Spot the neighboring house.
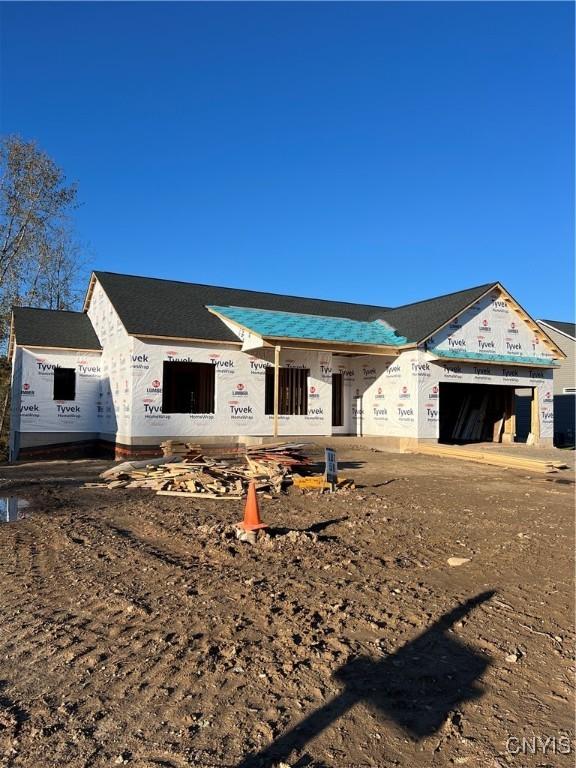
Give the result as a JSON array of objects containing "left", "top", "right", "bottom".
[
  {"left": 8, "top": 272, "right": 565, "bottom": 460},
  {"left": 538, "top": 320, "right": 575, "bottom": 447}
]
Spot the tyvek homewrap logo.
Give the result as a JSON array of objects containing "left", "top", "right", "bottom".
[
  {"left": 320, "top": 361, "right": 332, "bottom": 379},
  {"left": 447, "top": 337, "right": 466, "bottom": 349},
  {"left": 285, "top": 359, "right": 307, "bottom": 369},
  {"left": 56, "top": 403, "right": 82, "bottom": 419},
  {"left": 338, "top": 365, "right": 355, "bottom": 380},
  {"left": 132, "top": 353, "right": 150, "bottom": 370},
  {"left": 308, "top": 385, "right": 320, "bottom": 400},
  {"left": 492, "top": 298, "right": 509, "bottom": 313},
  {"left": 362, "top": 365, "right": 377, "bottom": 381},
  {"left": 385, "top": 362, "right": 401, "bottom": 378},
  {"left": 305, "top": 407, "right": 324, "bottom": 421},
  {"left": 352, "top": 405, "right": 364, "bottom": 418},
  {"left": 21, "top": 383, "right": 35, "bottom": 396},
  {"left": 411, "top": 360, "right": 431, "bottom": 376},
  {"left": 166, "top": 350, "right": 194, "bottom": 363},
  {"left": 249, "top": 358, "right": 270, "bottom": 376},
  {"left": 229, "top": 399, "right": 253, "bottom": 419},
  {"left": 399, "top": 385, "right": 410, "bottom": 400},
  {"left": 78, "top": 360, "right": 101, "bottom": 377},
  {"left": 35, "top": 358, "right": 60, "bottom": 376},
  {"left": 372, "top": 404, "right": 388, "bottom": 421},
  {"left": 142, "top": 397, "right": 170, "bottom": 421},
  {"left": 479, "top": 318, "right": 492, "bottom": 333},
  {"left": 425, "top": 403, "right": 439, "bottom": 421},
  {"left": 473, "top": 366, "right": 491, "bottom": 378},
  {"left": 210, "top": 354, "right": 235, "bottom": 374},
  {"left": 505, "top": 340, "right": 523, "bottom": 354},
  {"left": 146, "top": 379, "right": 162, "bottom": 394},
  {"left": 541, "top": 408, "right": 553, "bottom": 423},
  {"left": 20, "top": 403, "right": 40, "bottom": 418},
  {"left": 502, "top": 367, "right": 519, "bottom": 381},
  {"left": 232, "top": 383, "right": 248, "bottom": 397},
  {"left": 397, "top": 405, "right": 414, "bottom": 421},
  {"left": 477, "top": 338, "right": 495, "bottom": 351},
  {"left": 443, "top": 363, "right": 463, "bottom": 378}
]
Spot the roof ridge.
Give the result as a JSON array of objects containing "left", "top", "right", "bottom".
[
  {"left": 384, "top": 281, "right": 498, "bottom": 312},
  {"left": 93, "top": 270, "right": 392, "bottom": 312},
  {"left": 209, "top": 304, "right": 389, "bottom": 325}
]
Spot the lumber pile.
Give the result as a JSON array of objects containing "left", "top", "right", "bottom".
[
  {"left": 411, "top": 444, "right": 569, "bottom": 474},
  {"left": 87, "top": 444, "right": 310, "bottom": 498},
  {"left": 160, "top": 440, "right": 202, "bottom": 459},
  {"left": 245, "top": 442, "right": 311, "bottom": 467}
]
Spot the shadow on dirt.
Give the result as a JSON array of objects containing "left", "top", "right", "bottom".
[{"left": 236, "top": 590, "right": 496, "bottom": 767}]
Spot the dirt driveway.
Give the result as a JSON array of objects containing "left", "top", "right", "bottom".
[{"left": 0, "top": 448, "right": 573, "bottom": 768}]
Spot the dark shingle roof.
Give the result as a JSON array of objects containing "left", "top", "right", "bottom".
[
  {"left": 381, "top": 282, "right": 498, "bottom": 343},
  {"left": 12, "top": 307, "right": 101, "bottom": 350},
  {"left": 92, "top": 271, "right": 499, "bottom": 345},
  {"left": 539, "top": 319, "right": 576, "bottom": 340}
]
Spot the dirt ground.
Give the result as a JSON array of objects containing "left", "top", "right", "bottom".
[{"left": 0, "top": 446, "right": 573, "bottom": 768}]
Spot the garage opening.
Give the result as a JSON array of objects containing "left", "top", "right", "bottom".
[
  {"left": 439, "top": 383, "right": 532, "bottom": 444},
  {"left": 162, "top": 361, "right": 215, "bottom": 414}
]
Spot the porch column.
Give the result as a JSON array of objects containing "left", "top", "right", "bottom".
[
  {"left": 273, "top": 345, "right": 281, "bottom": 438},
  {"left": 530, "top": 387, "right": 540, "bottom": 444},
  {"left": 502, "top": 388, "right": 516, "bottom": 444}
]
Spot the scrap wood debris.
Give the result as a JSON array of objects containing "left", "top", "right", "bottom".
[{"left": 84, "top": 442, "right": 314, "bottom": 499}]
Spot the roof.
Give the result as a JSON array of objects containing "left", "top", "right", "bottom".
[
  {"left": 381, "top": 282, "right": 497, "bottom": 343},
  {"left": 90, "top": 271, "right": 498, "bottom": 344},
  {"left": 208, "top": 305, "right": 408, "bottom": 346},
  {"left": 539, "top": 319, "right": 576, "bottom": 341},
  {"left": 11, "top": 307, "right": 101, "bottom": 351}
]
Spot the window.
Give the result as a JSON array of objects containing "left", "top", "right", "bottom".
[
  {"left": 53, "top": 368, "right": 76, "bottom": 400},
  {"left": 265, "top": 367, "right": 308, "bottom": 415},
  {"left": 162, "top": 361, "right": 215, "bottom": 414},
  {"left": 563, "top": 388, "right": 575, "bottom": 394},
  {"left": 332, "top": 373, "right": 343, "bottom": 426}
]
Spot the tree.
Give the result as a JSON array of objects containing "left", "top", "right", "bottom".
[{"left": 0, "top": 135, "right": 87, "bottom": 345}]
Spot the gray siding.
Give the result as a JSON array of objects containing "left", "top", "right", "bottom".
[{"left": 538, "top": 323, "right": 575, "bottom": 445}]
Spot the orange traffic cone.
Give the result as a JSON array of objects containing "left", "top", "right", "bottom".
[{"left": 237, "top": 481, "right": 268, "bottom": 531}]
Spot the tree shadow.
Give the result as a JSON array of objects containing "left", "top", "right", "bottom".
[{"left": 236, "top": 590, "right": 495, "bottom": 767}]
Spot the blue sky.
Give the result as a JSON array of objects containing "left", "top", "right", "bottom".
[{"left": 1, "top": 2, "right": 574, "bottom": 319}]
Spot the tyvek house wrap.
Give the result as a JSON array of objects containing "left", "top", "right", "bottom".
[
  {"left": 15, "top": 347, "right": 102, "bottom": 433},
  {"left": 129, "top": 339, "right": 332, "bottom": 437}
]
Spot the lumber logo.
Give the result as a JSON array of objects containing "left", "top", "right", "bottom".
[
  {"left": 399, "top": 386, "right": 410, "bottom": 400},
  {"left": 428, "top": 385, "right": 439, "bottom": 399},
  {"left": 479, "top": 319, "right": 492, "bottom": 332},
  {"left": 146, "top": 380, "right": 162, "bottom": 394},
  {"left": 21, "top": 383, "right": 35, "bottom": 396},
  {"left": 375, "top": 387, "right": 386, "bottom": 400},
  {"left": 543, "top": 391, "right": 553, "bottom": 404},
  {"left": 507, "top": 321, "right": 519, "bottom": 334},
  {"left": 232, "top": 383, "right": 248, "bottom": 397},
  {"left": 309, "top": 385, "right": 320, "bottom": 399}
]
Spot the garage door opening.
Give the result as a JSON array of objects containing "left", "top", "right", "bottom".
[
  {"left": 439, "top": 383, "right": 532, "bottom": 444},
  {"left": 162, "top": 361, "right": 215, "bottom": 414}
]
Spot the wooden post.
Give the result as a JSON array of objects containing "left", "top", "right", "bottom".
[
  {"left": 530, "top": 387, "right": 540, "bottom": 443},
  {"left": 273, "top": 345, "right": 281, "bottom": 438},
  {"left": 502, "top": 388, "right": 516, "bottom": 444}
]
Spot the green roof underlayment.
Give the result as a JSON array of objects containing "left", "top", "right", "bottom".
[
  {"left": 208, "top": 306, "right": 408, "bottom": 346},
  {"left": 432, "top": 349, "right": 558, "bottom": 367}
]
